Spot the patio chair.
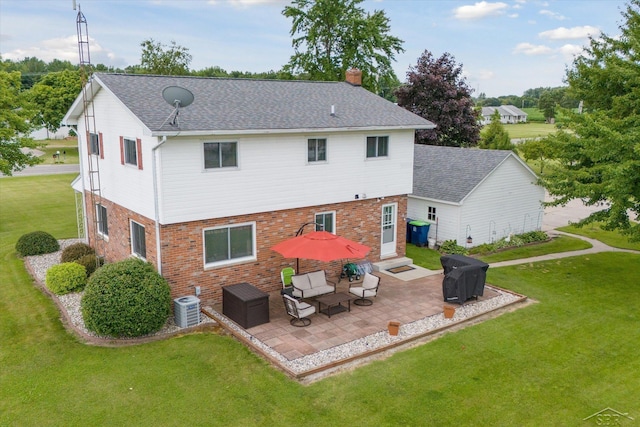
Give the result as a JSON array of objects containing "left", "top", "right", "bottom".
[
  {"left": 282, "top": 294, "right": 316, "bottom": 327},
  {"left": 281, "top": 267, "right": 295, "bottom": 289},
  {"left": 349, "top": 272, "right": 380, "bottom": 306}
]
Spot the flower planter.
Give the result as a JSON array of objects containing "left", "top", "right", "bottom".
[
  {"left": 443, "top": 305, "right": 456, "bottom": 319},
  {"left": 387, "top": 321, "right": 400, "bottom": 336}
]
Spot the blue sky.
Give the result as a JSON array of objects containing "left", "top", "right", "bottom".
[{"left": 0, "top": 0, "right": 628, "bottom": 97}]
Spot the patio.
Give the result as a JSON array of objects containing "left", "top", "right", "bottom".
[{"left": 204, "top": 264, "right": 527, "bottom": 381}]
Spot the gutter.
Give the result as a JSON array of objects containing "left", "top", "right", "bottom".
[{"left": 151, "top": 136, "right": 169, "bottom": 275}]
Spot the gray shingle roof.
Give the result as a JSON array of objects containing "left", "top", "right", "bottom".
[
  {"left": 412, "top": 145, "right": 517, "bottom": 203},
  {"left": 90, "top": 73, "right": 434, "bottom": 133},
  {"left": 481, "top": 105, "right": 528, "bottom": 117}
]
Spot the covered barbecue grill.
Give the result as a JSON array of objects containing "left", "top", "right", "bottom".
[{"left": 440, "top": 255, "right": 489, "bottom": 304}]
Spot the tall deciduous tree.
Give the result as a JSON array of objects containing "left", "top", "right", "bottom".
[
  {"left": 395, "top": 50, "right": 480, "bottom": 147},
  {"left": 139, "top": 39, "right": 192, "bottom": 75},
  {"left": 541, "top": 0, "right": 640, "bottom": 241},
  {"left": 479, "top": 110, "right": 514, "bottom": 150},
  {"left": 282, "top": 0, "right": 404, "bottom": 95},
  {"left": 29, "top": 70, "right": 82, "bottom": 133},
  {"left": 0, "top": 71, "right": 40, "bottom": 175}
]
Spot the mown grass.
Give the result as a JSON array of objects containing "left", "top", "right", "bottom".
[
  {"left": 558, "top": 222, "right": 640, "bottom": 251},
  {"left": 406, "top": 234, "right": 593, "bottom": 268},
  {"left": 38, "top": 139, "right": 79, "bottom": 165},
  {"left": 2, "top": 175, "right": 639, "bottom": 426},
  {"left": 503, "top": 122, "right": 556, "bottom": 139}
]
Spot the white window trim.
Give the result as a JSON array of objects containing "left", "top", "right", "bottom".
[
  {"left": 307, "top": 137, "right": 328, "bottom": 164},
  {"left": 203, "top": 221, "right": 257, "bottom": 269},
  {"left": 130, "top": 220, "right": 146, "bottom": 260},
  {"left": 202, "top": 141, "right": 240, "bottom": 171},
  {"left": 315, "top": 211, "right": 336, "bottom": 234}
]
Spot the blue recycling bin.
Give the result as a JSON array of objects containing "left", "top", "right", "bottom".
[
  {"left": 409, "top": 220, "right": 431, "bottom": 247},
  {"left": 406, "top": 218, "right": 413, "bottom": 244}
]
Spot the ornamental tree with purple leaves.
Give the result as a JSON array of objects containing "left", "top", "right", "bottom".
[{"left": 395, "top": 50, "right": 481, "bottom": 147}]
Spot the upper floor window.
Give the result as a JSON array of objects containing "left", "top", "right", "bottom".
[
  {"left": 89, "top": 133, "right": 100, "bottom": 156},
  {"left": 315, "top": 211, "right": 335, "bottom": 233},
  {"left": 428, "top": 206, "right": 437, "bottom": 222},
  {"left": 366, "top": 136, "right": 388, "bottom": 158},
  {"left": 308, "top": 138, "right": 327, "bottom": 162},
  {"left": 204, "top": 222, "right": 255, "bottom": 267},
  {"left": 120, "top": 136, "right": 142, "bottom": 169},
  {"left": 124, "top": 138, "right": 137, "bottom": 166},
  {"left": 204, "top": 142, "right": 237, "bottom": 169}
]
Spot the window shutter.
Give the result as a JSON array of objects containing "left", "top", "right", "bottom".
[
  {"left": 99, "top": 132, "right": 104, "bottom": 159},
  {"left": 136, "top": 138, "right": 143, "bottom": 170},
  {"left": 119, "top": 136, "right": 124, "bottom": 165},
  {"left": 86, "top": 131, "right": 91, "bottom": 153}
]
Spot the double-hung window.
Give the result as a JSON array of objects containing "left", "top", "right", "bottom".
[
  {"left": 130, "top": 220, "right": 146, "bottom": 259},
  {"left": 96, "top": 204, "right": 108, "bottom": 237},
  {"left": 204, "top": 142, "right": 238, "bottom": 169},
  {"left": 315, "top": 211, "right": 335, "bottom": 233},
  {"left": 124, "top": 138, "right": 137, "bottom": 166},
  {"left": 366, "top": 136, "right": 388, "bottom": 158},
  {"left": 308, "top": 138, "right": 327, "bottom": 162},
  {"left": 204, "top": 223, "right": 255, "bottom": 267}
]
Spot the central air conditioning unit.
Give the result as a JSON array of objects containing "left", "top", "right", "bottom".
[{"left": 174, "top": 296, "right": 201, "bottom": 328}]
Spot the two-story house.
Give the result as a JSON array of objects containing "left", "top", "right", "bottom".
[{"left": 63, "top": 70, "right": 435, "bottom": 304}]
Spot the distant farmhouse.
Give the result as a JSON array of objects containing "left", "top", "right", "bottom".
[{"left": 480, "top": 105, "right": 527, "bottom": 125}]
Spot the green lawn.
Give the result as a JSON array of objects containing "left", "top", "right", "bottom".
[
  {"left": 504, "top": 122, "right": 556, "bottom": 139},
  {"left": 38, "top": 139, "right": 80, "bottom": 165},
  {"left": 2, "top": 175, "right": 639, "bottom": 426},
  {"left": 558, "top": 222, "right": 640, "bottom": 251}
]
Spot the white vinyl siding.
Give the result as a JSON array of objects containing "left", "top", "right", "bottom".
[{"left": 157, "top": 129, "right": 415, "bottom": 224}]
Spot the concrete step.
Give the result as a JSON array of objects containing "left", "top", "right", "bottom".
[{"left": 372, "top": 257, "right": 413, "bottom": 272}]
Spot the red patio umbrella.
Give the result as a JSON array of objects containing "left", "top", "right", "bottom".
[{"left": 271, "top": 231, "right": 370, "bottom": 270}]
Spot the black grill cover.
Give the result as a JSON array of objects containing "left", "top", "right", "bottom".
[{"left": 440, "top": 255, "right": 489, "bottom": 304}]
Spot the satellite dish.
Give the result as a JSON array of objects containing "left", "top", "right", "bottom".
[
  {"left": 161, "top": 86, "right": 194, "bottom": 127},
  {"left": 162, "top": 86, "right": 194, "bottom": 108}
]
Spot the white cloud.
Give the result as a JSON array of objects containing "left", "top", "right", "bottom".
[
  {"left": 2, "top": 35, "right": 116, "bottom": 65},
  {"left": 453, "top": 1, "right": 509, "bottom": 20},
  {"left": 539, "top": 9, "right": 566, "bottom": 20},
  {"left": 508, "top": 13, "right": 519, "bottom": 18},
  {"left": 558, "top": 43, "right": 586, "bottom": 59},
  {"left": 513, "top": 42, "right": 553, "bottom": 55},
  {"left": 539, "top": 26, "right": 600, "bottom": 40}
]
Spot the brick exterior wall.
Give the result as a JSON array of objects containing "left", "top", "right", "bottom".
[{"left": 85, "top": 193, "right": 407, "bottom": 306}]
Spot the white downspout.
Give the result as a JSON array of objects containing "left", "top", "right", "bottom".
[{"left": 152, "top": 136, "right": 169, "bottom": 275}]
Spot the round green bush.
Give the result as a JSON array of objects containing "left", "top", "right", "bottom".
[
  {"left": 15, "top": 231, "right": 60, "bottom": 257},
  {"left": 439, "top": 239, "right": 468, "bottom": 255},
  {"left": 45, "top": 262, "right": 87, "bottom": 295},
  {"left": 61, "top": 242, "right": 95, "bottom": 263},
  {"left": 75, "top": 254, "right": 104, "bottom": 277},
  {"left": 81, "top": 258, "right": 171, "bottom": 338}
]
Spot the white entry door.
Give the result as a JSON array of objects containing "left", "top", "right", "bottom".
[{"left": 381, "top": 203, "right": 397, "bottom": 257}]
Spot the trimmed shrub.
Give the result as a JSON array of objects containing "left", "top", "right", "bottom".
[
  {"left": 45, "top": 262, "right": 87, "bottom": 295},
  {"left": 439, "top": 239, "right": 468, "bottom": 255},
  {"left": 81, "top": 258, "right": 171, "bottom": 338},
  {"left": 61, "top": 242, "right": 95, "bottom": 263},
  {"left": 75, "top": 254, "right": 103, "bottom": 277},
  {"left": 15, "top": 231, "right": 59, "bottom": 257}
]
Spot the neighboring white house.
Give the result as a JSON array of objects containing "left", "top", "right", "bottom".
[
  {"left": 480, "top": 105, "right": 528, "bottom": 125},
  {"left": 408, "top": 145, "right": 545, "bottom": 248},
  {"left": 63, "top": 71, "right": 435, "bottom": 304}
]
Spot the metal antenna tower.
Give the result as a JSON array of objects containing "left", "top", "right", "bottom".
[{"left": 75, "top": 2, "right": 104, "bottom": 262}]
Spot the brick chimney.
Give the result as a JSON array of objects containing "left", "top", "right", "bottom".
[{"left": 345, "top": 68, "right": 362, "bottom": 86}]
